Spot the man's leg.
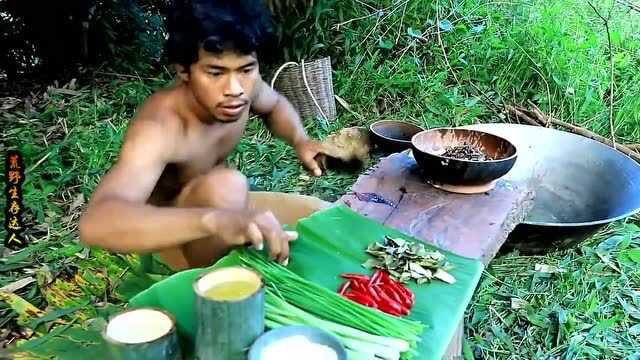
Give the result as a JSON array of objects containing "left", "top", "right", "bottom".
[{"left": 158, "top": 167, "right": 249, "bottom": 270}]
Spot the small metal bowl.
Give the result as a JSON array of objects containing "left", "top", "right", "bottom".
[
  {"left": 411, "top": 128, "right": 517, "bottom": 186},
  {"left": 248, "top": 325, "right": 347, "bottom": 360},
  {"left": 370, "top": 120, "right": 424, "bottom": 154}
]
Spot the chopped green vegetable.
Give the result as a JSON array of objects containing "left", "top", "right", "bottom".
[{"left": 363, "top": 236, "right": 456, "bottom": 284}]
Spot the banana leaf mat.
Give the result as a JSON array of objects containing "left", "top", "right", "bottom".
[{"left": 130, "top": 205, "right": 484, "bottom": 359}]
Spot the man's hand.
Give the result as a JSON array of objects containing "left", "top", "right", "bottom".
[
  {"left": 251, "top": 80, "right": 324, "bottom": 178},
  {"left": 294, "top": 139, "right": 323, "bottom": 177},
  {"left": 201, "top": 209, "right": 297, "bottom": 264}
]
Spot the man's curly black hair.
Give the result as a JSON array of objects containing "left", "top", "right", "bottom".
[{"left": 165, "top": 0, "right": 275, "bottom": 68}]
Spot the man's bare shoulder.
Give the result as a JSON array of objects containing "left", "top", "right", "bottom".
[
  {"left": 120, "top": 88, "right": 184, "bottom": 162},
  {"left": 134, "top": 88, "right": 184, "bottom": 130}
]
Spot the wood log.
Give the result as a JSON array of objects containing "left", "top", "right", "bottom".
[
  {"left": 506, "top": 104, "right": 640, "bottom": 163},
  {"left": 505, "top": 105, "right": 542, "bottom": 127},
  {"left": 194, "top": 267, "right": 265, "bottom": 360},
  {"left": 103, "top": 308, "right": 182, "bottom": 360}
]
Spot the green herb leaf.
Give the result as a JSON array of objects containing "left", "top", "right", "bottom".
[
  {"left": 378, "top": 38, "right": 394, "bottom": 50},
  {"left": 407, "top": 27, "right": 422, "bottom": 38},
  {"left": 438, "top": 19, "right": 453, "bottom": 32}
]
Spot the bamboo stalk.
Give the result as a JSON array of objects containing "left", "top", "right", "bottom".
[
  {"left": 194, "top": 267, "right": 265, "bottom": 360},
  {"left": 103, "top": 308, "right": 182, "bottom": 360}
]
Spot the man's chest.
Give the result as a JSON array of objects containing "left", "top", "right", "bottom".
[{"left": 172, "top": 118, "right": 249, "bottom": 176}]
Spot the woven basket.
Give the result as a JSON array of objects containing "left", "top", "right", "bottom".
[{"left": 270, "top": 57, "right": 337, "bottom": 122}]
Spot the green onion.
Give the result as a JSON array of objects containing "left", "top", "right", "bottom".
[
  {"left": 265, "top": 288, "right": 406, "bottom": 360},
  {"left": 236, "top": 249, "right": 425, "bottom": 358}
]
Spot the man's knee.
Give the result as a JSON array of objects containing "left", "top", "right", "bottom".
[
  {"left": 178, "top": 168, "right": 248, "bottom": 208},
  {"left": 203, "top": 168, "right": 248, "bottom": 197}
]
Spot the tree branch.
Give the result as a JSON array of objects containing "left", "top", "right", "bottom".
[
  {"left": 616, "top": 0, "right": 640, "bottom": 14},
  {"left": 506, "top": 104, "right": 640, "bottom": 162},
  {"left": 435, "top": 0, "right": 460, "bottom": 85},
  {"left": 588, "top": 1, "right": 617, "bottom": 150}
]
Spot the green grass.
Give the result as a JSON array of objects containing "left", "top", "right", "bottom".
[
  {"left": 2, "top": 0, "right": 640, "bottom": 358},
  {"left": 467, "top": 223, "right": 640, "bottom": 359}
]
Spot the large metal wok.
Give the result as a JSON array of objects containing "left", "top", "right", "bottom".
[{"left": 463, "top": 123, "right": 640, "bottom": 253}]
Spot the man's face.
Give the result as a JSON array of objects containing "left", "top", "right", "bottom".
[{"left": 187, "top": 48, "right": 259, "bottom": 122}]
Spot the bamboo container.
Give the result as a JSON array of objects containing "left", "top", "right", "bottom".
[
  {"left": 103, "top": 307, "right": 182, "bottom": 360},
  {"left": 193, "top": 266, "right": 265, "bottom": 360}
]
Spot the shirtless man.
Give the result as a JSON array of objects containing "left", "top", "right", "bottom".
[{"left": 78, "top": 0, "right": 323, "bottom": 269}]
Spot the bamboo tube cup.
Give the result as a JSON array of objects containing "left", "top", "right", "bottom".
[
  {"left": 193, "top": 267, "right": 265, "bottom": 360},
  {"left": 103, "top": 307, "right": 182, "bottom": 360}
]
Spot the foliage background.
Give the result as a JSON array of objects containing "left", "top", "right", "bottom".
[{"left": 1, "top": 0, "right": 639, "bottom": 359}]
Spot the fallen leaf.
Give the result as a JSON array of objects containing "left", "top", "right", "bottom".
[
  {"left": 511, "top": 297, "right": 528, "bottom": 309},
  {"left": 490, "top": 324, "right": 515, "bottom": 351},
  {"left": 535, "top": 264, "right": 566, "bottom": 274},
  {"left": 74, "top": 248, "right": 90, "bottom": 260},
  {"left": 618, "top": 296, "right": 640, "bottom": 320},
  {"left": 28, "top": 303, "right": 87, "bottom": 329},
  {"left": 0, "top": 97, "right": 21, "bottom": 110},
  {"left": 68, "top": 194, "right": 85, "bottom": 213},
  {"left": 0, "top": 291, "right": 44, "bottom": 325},
  {"left": 49, "top": 88, "right": 82, "bottom": 96},
  {"left": 35, "top": 265, "right": 54, "bottom": 287},
  {"left": 0, "top": 277, "right": 35, "bottom": 293}
]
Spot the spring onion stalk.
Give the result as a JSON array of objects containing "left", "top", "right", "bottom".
[
  {"left": 237, "top": 249, "right": 425, "bottom": 352},
  {"left": 235, "top": 246, "right": 426, "bottom": 359},
  {"left": 266, "top": 294, "right": 410, "bottom": 352},
  {"left": 345, "top": 350, "right": 376, "bottom": 360},
  {"left": 264, "top": 288, "right": 406, "bottom": 360}
]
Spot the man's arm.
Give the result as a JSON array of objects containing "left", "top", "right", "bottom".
[
  {"left": 251, "top": 79, "right": 323, "bottom": 176},
  {"left": 79, "top": 118, "right": 212, "bottom": 253}
]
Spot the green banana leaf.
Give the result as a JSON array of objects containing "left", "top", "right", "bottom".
[{"left": 129, "top": 205, "right": 484, "bottom": 359}]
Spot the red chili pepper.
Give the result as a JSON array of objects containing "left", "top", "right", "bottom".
[
  {"left": 387, "top": 281, "right": 412, "bottom": 308},
  {"left": 377, "top": 301, "right": 403, "bottom": 316},
  {"left": 369, "top": 270, "right": 382, "bottom": 286},
  {"left": 351, "top": 279, "right": 368, "bottom": 293},
  {"left": 366, "top": 284, "right": 382, "bottom": 303},
  {"left": 382, "top": 284, "right": 404, "bottom": 306},
  {"left": 345, "top": 291, "right": 376, "bottom": 307},
  {"left": 389, "top": 279, "right": 415, "bottom": 306},
  {"left": 377, "top": 287, "right": 404, "bottom": 310},
  {"left": 405, "top": 287, "right": 415, "bottom": 306},
  {"left": 337, "top": 281, "right": 351, "bottom": 296},
  {"left": 379, "top": 271, "right": 392, "bottom": 284},
  {"left": 341, "top": 273, "right": 370, "bottom": 282}
]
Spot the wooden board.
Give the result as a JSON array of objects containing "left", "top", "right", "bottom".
[
  {"left": 338, "top": 152, "right": 534, "bottom": 265},
  {"left": 336, "top": 152, "right": 534, "bottom": 359}
]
